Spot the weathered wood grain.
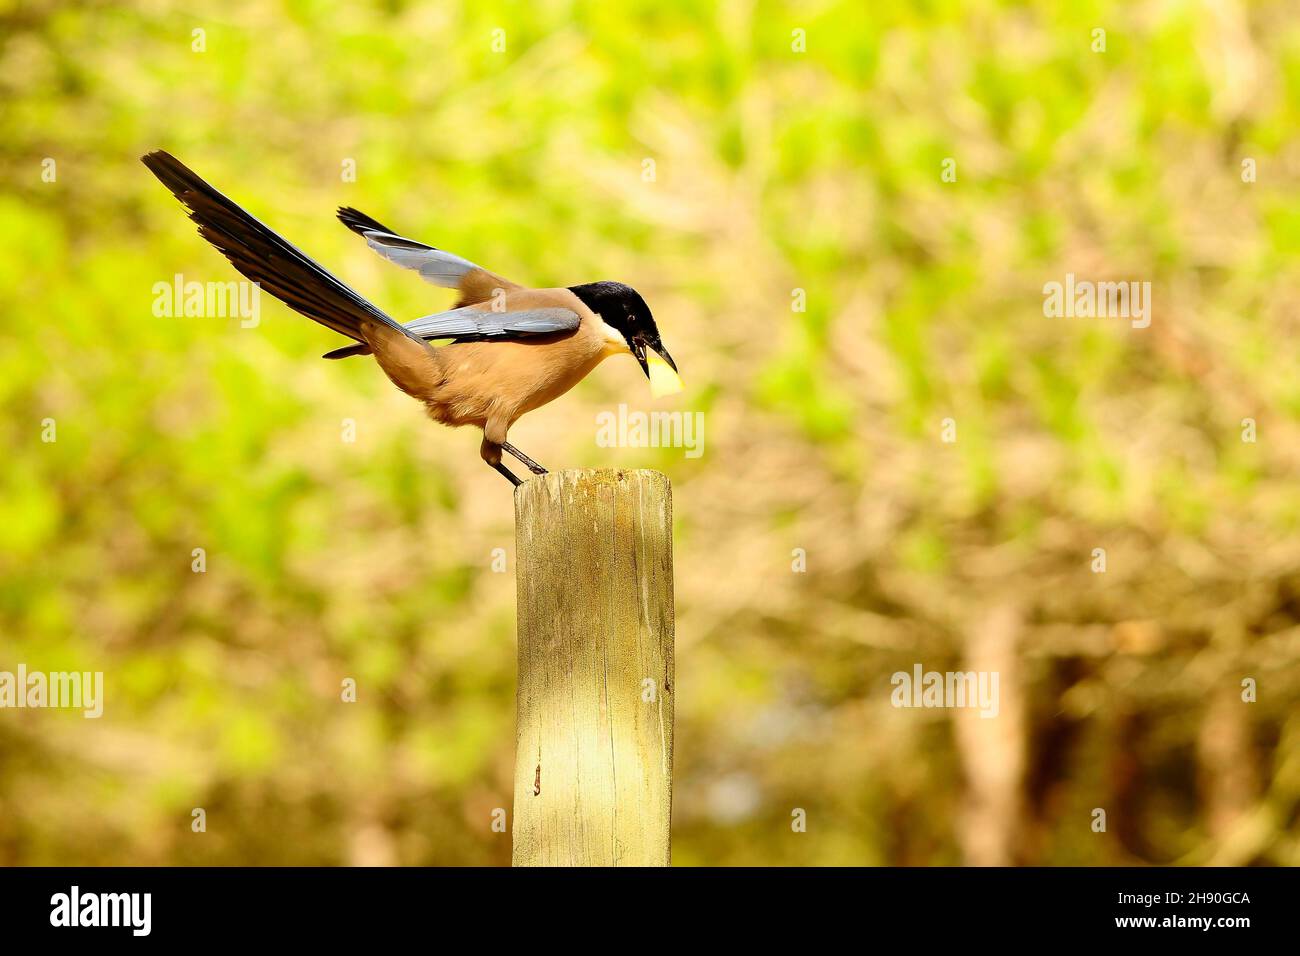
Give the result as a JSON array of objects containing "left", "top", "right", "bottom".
[{"left": 512, "top": 469, "right": 675, "bottom": 866}]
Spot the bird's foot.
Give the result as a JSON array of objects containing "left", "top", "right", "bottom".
[{"left": 502, "top": 441, "right": 548, "bottom": 476}]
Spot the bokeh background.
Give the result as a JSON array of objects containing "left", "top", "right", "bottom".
[{"left": 2, "top": 0, "right": 1299, "bottom": 866}]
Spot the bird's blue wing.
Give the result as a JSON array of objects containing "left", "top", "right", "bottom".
[{"left": 404, "top": 306, "right": 581, "bottom": 342}]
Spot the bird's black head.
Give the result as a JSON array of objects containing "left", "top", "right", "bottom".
[{"left": 568, "top": 280, "right": 677, "bottom": 379}]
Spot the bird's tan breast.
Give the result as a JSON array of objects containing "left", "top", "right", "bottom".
[{"left": 423, "top": 288, "right": 621, "bottom": 428}]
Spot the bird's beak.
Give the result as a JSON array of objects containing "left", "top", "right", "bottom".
[{"left": 635, "top": 336, "right": 683, "bottom": 397}]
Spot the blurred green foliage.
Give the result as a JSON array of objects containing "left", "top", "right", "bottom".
[{"left": 1, "top": 0, "right": 1298, "bottom": 865}]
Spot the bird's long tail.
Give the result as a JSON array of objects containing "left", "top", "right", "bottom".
[{"left": 141, "top": 150, "right": 424, "bottom": 347}]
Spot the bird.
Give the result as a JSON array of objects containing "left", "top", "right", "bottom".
[{"left": 140, "top": 150, "right": 682, "bottom": 486}]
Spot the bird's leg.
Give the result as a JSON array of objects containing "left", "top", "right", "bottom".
[
  {"left": 481, "top": 432, "right": 523, "bottom": 487},
  {"left": 491, "top": 459, "right": 522, "bottom": 486},
  {"left": 501, "top": 441, "right": 548, "bottom": 475}
]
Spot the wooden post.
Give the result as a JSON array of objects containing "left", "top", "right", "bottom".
[{"left": 512, "top": 469, "right": 675, "bottom": 866}]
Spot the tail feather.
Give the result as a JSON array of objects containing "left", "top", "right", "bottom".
[
  {"left": 142, "top": 150, "right": 423, "bottom": 346},
  {"left": 322, "top": 343, "right": 373, "bottom": 360}
]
